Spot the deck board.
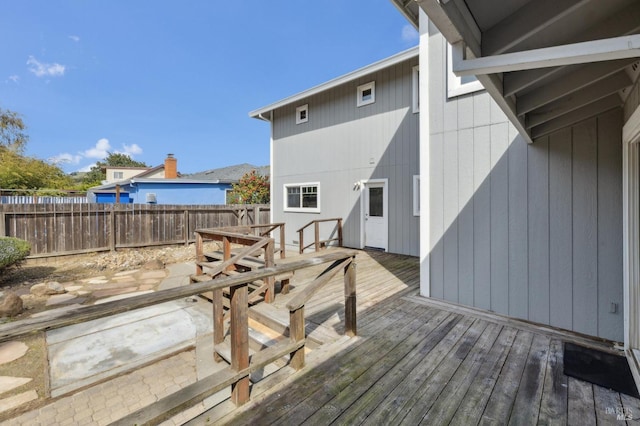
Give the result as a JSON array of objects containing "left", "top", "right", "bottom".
[{"left": 182, "top": 249, "right": 639, "bottom": 426}]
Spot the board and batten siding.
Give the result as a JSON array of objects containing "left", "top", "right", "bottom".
[
  {"left": 271, "top": 57, "right": 420, "bottom": 256},
  {"left": 427, "top": 30, "right": 624, "bottom": 341}
]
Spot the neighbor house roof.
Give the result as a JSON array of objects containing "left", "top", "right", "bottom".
[
  {"left": 187, "top": 163, "right": 270, "bottom": 181},
  {"left": 249, "top": 46, "right": 419, "bottom": 118},
  {"left": 88, "top": 178, "right": 233, "bottom": 193}
]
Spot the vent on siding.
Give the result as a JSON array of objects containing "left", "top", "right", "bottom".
[{"left": 146, "top": 193, "right": 157, "bottom": 204}]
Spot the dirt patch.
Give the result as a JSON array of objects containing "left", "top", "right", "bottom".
[{"left": 0, "top": 243, "right": 217, "bottom": 294}]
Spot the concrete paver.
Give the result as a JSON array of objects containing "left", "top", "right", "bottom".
[{"left": 2, "top": 261, "right": 217, "bottom": 424}]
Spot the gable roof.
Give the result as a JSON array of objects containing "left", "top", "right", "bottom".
[
  {"left": 187, "top": 163, "right": 269, "bottom": 181},
  {"left": 249, "top": 46, "right": 419, "bottom": 119}
]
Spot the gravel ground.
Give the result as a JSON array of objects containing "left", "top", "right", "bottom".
[{"left": 0, "top": 242, "right": 220, "bottom": 294}]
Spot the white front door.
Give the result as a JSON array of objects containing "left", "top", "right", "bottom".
[{"left": 364, "top": 181, "right": 388, "bottom": 251}]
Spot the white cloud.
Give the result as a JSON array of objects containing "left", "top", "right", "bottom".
[
  {"left": 54, "top": 138, "right": 145, "bottom": 173},
  {"left": 122, "top": 143, "right": 142, "bottom": 156},
  {"left": 8, "top": 75, "right": 19, "bottom": 83},
  {"left": 401, "top": 24, "right": 419, "bottom": 43},
  {"left": 82, "top": 138, "right": 111, "bottom": 159},
  {"left": 27, "top": 56, "right": 66, "bottom": 77},
  {"left": 68, "top": 35, "right": 80, "bottom": 42}
]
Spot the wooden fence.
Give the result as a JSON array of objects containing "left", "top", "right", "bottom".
[{"left": 0, "top": 204, "right": 270, "bottom": 258}]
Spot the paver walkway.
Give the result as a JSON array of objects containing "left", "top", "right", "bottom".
[{"left": 0, "top": 262, "right": 221, "bottom": 425}]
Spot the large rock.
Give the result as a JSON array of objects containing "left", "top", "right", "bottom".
[
  {"left": 142, "top": 259, "right": 164, "bottom": 270},
  {"left": 0, "top": 293, "right": 23, "bottom": 318},
  {"left": 30, "top": 282, "right": 66, "bottom": 297}
]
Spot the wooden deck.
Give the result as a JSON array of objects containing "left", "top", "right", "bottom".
[{"left": 186, "top": 249, "right": 640, "bottom": 425}]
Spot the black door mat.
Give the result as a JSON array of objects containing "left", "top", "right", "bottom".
[{"left": 564, "top": 342, "right": 640, "bottom": 398}]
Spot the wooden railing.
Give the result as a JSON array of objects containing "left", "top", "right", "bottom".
[
  {"left": 297, "top": 218, "right": 343, "bottom": 254},
  {"left": 193, "top": 223, "right": 286, "bottom": 303},
  {"left": 0, "top": 250, "right": 357, "bottom": 425}
]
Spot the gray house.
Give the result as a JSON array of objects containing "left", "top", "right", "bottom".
[
  {"left": 389, "top": 0, "right": 640, "bottom": 387},
  {"left": 251, "top": 0, "right": 640, "bottom": 388},
  {"left": 250, "top": 48, "right": 420, "bottom": 256}
]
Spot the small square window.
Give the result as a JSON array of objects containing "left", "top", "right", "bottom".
[
  {"left": 113, "top": 171, "right": 124, "bottom": 180},
  {"left": 296, "top": 104, "right": 309, "bottom": 124},
  {"left": 357, "top": 81, "right": 375, "bottom": 107}
]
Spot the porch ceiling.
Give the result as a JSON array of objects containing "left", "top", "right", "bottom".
[{"left": 395, "top": 0, "right": 640, "bottom": 142}]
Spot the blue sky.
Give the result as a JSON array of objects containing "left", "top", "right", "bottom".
[{"left": 1, "top": 1, "right": 417, "bottom": 175}]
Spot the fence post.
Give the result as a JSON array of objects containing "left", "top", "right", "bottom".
[
  {"left": 0, "top": 211, "right": 5, "bottom": 237},
  {"left": 183, "top": 210, "right": 189, "bottom": 246},
  {"left": 109, "top": 206, "right": 116, "bottom": 252},
  {"left": 253, "top": 205, "right": 259, "bottom": 226},
  {"left": 314, "top": 222, "right": 320, "bottom": 252}
]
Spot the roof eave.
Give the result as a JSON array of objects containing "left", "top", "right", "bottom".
[{"left": 249, "top": 46, "right": 419, "bottom": 118}]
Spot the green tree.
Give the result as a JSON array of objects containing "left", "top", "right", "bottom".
[
  {"left": 0, "top": 148, "right": 72, "bottom": 191},
  {"left": 227, "top": 170, "right": 270, "bottom": 204},
  {"left": 82, "top": 152, "right": 149, "bottom": 188},
  {"left": 0, "top": 109, "right": 72, "bottom": 192},
  {"left": 0, "top": 109, "right": 28, "bottom": 152}
]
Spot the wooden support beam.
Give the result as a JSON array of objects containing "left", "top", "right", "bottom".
[
  {"left": 530, "top": 94, "right": 621, "bottom": 139},
  {"left": 503, "top": 1, "right": 640, "bottom": 96},
  {"left": 482, "top": 0, "right": 589, "bottom": 56},
  {"left": 230, "top": 283, "right": 249, "bottom": 405},
  {"left": 289, "top": 307, "right": 305, "bottom": 370},
  {"left": 517, "top": 59, "right": 636, "bottom": 115},
  {"left": 525, "top": 71, "right": 632, "bottom": 127},
  {"left": 344, "top": 259, "right": 357, "bottom": 337},
  {"left": 453, "top": 35, "right": 640, "bottom": 76}
]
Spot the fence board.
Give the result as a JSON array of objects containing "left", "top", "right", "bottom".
[{"left": 0, "top": 204, "right": 269, "bottom": 258}]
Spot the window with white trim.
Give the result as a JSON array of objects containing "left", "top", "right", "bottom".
[
  {"left": 357, "top": 81, "right": 375, "bottom": 107},
  {"left": 284, "top": 183, "right": 320, "bottom": 213},
  {"left": 412, "top": 66, "right": 420, "bottom": 113},
  {"left": 447, "top": 44, "right": 483, "bottom": 98},
  {"left": 296, "top": 104, "right": 308, "bottom": 124},
  {"left": 113, "top": 171, "right": 124, "bottom": 180},
  {"left": 413, "top": 175, "right": 420, "bottom": 216}
]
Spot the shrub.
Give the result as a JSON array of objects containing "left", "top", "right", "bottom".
[{"left": 0, "top": 237, "right": 31, "bottom": 270}]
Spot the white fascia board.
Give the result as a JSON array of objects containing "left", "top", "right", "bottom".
[
  {"left": 248, "top": 46, "right": 419, "bottom": 118},
  {"left": 453, "top": 35, "right": 640, "bottom": 76}
]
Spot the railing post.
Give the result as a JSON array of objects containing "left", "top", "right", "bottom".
[
  {"left": 279, "top": 224, "right": 286, "bottom": 259},
  {"left": 344, "top": 258, "right": 357, "bottom": 337},
  {"left": 195, "top": 231, "right": 204, "bottom": 276},
  {"left": 289, "top": 307, "right": 305, "bottom": 370},
  {"left": 337, "top": 218, "right": 343, "bottom": 247},
  {"left": 230, "top": 283, "right": 250, "bottom": 405},
  {"left": 298, "top": 229, "right": 304, "bottom": 254},
  {"left": 264, "top": 239, "right": 275, "bottom": 303},
  {"left": 213, "top": 287, "right": 224, "bottom": 363},
  {"left": 314, "top": 222, "right": 320, "bottom": 252}
]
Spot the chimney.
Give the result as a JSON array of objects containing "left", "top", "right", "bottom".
[{"left": 165, "top": 154, "right": 177, "bottom": 179}]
